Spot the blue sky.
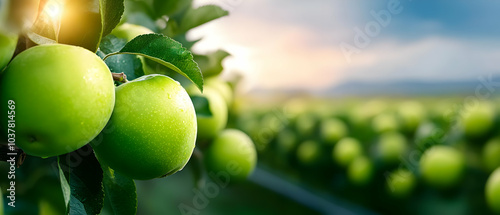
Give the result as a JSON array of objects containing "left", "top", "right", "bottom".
[{"left": 191, "top": 0, "right": 500, "bottom": 92}]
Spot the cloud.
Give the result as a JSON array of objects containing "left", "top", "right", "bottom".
[
  {"left": 345, "top": 37, "right": 500, "bottom": 82},
  {"left": 190, "top": 0, "right": 500, "bottom": 92},
  {"left": 189, "top": 13, "right": 346, "bottom": 91}
]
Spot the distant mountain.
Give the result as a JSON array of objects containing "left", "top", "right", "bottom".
[{"left": 325, "top": 79, "right": 479, "bottom": 96}]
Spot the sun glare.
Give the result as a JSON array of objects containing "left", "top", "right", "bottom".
[{"left": 44, "top": 0, "right": 63, "bottom": 19}]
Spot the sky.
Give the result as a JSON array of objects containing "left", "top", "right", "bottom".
[{"left": 190, "top": 0, "right": 500, "bottom": 92}]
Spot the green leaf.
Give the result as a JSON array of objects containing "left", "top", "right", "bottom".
[
  {"left": 98, "top": 35, "right": 145, "bottom": 81},
  {"left": 58, "top": 0, "right": 103, "bottom": 52},
  {"left": 27, "top": 0, "right": 110, "bottom": 52},
  {"left": 105, "top": 34, "right": 203, "bottom": 91},
  {"left": 26, "top": 31, "right": 57, "bottom": 45},
  {"left": 58, "top": 158, "right": 70, "bottom": 212},
  {"left": 194, "top": 50, "right": 230, "bottom": 78},
  {"left": 191, "top": 95, "right": 212, "bottom": 117},
  {"left": 102, "top": 164, "right": 137, "bottom": 215},
  {"left": 153, "top": 0, "right": 192, "bottom": 18},
  {"left": 179, "top": 5, "right": 229, "bottom": 33},
  {"left": 26, "top": 0, "right": 62, "bottom": 46},
  {"left": 99, "top": 0, "right": 125, "bottom": 37},
  {"left": 58, "top": 145, "right": 105, "bottom": 215}
]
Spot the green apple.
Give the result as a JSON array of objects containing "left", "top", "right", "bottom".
[
  {"left": 486, "top": 167, "right": 500, "bottom": 212},
  {"left": 320, "top": 118, "right": 348, "bottom": 144},
  {"left": 332, "top": 137, "right": 362, "bottom": 167},
  {"left": 377, "top": 132, "right": 408, "bottom": 164},
  {"left": 372, "top": 113, "right": 399, "bottom": 134},
  {"left": 348, "top": 156, "right": 373, "bottom": 186},
  {"left": 414, "top": 122, "right": 442, "bottom": 151},
  {"left": 397, "top": 101, "right": 426, "bottom": 133},
  {"left": 205, "top": 77, "right": 233, "bottom": 107},
  {"left": 297, "top": 140, "right": 321, "bottom": 165},
  {"left": 204, "top": 129, "right": 257, "bottom": 181},
  {"left": 111, "top": 23, "right": 154, "bottom": 41},
  {"left": 349, "top": 99, "right": 387, "bottom": 126},
  {"left": 386, "top": 169, "right": 416, "bottom": 198},
  {"left": 295, "top": 113, "right": 316, "bottom": 137},
  {"left": 419, "top": 145, "right": 465, "bottom": 188},
  {"left": 0, "top": 44, "right": 114, "bottom": 157},
  {"left": 461, "top": 101, "right": 495, "bottom": 138},
  {"left": 0, "top": 32, "right": 17, "bottom": 70},
  {"left": 91, "top": 74, "right": 196, "bottom": 180},
  {"left": 193, "top": 87, "right": 228, "bottom": 141},
  {"left": 483, "top": 138, "right": 500, "bottom": 172}
]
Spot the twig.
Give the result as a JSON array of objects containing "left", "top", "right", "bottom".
[
  {"left": 112, "top": 72, "right": 128, "bottom": 83},
  {"left": 0, "top": 144, "right": 27, "bottom": 167}
]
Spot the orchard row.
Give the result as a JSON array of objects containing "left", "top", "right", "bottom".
[{"left": 234, "top": 97, "right": 500, "bottom": 214}]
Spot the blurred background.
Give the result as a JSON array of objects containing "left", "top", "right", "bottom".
[
  {"left": 184, "top": 0, "right": 500, "bottom": 214},
  {"left": 191, "top": 0, "right": 500, "bottom": 94},
  {"left": 2, "top": 0, "right": 500, "bottom": 215}
]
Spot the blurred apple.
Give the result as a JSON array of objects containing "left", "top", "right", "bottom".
[
  {"left": 386, "top": 169, "right": 416, "bottom": 198},
  {"left": 192, "top": 87, "right": 228, "bottom": 141},
  {"left": 205, "top": 77, "right": 233, "bottom": 107},
  {"left": 0, "top": 32, "right": 17, "bottom": 70},
  {"left": 349, "top": 99, "right": 387, "bottom": 126},
  {"left": 348, "top": 156, "right": 374, "bottom": 186},
  {"left": 414, "top": 122, "right": 443, "bottom": 152},
  {"left": 295, "top": 113, "right": 316, "bottom": 137},
  {"left": 0, "top": 0, "right": 18, "bottom": 70},
  {"left": 483, "top": 138, "right": 500, "bottom": 172},
  {"left": 332, "top": 137, "right": 362, "bottom": 167},
  {"left": 460, "top": 101, "right": 495, "bottom": 138},
  {"left": 486, "top": 167, "right": 500, "bottom": 212},
  {"left": 320, "top": 118, "right": 348, "bottom": 145},
  {"left": 372, "top": 113, "right": 399, "bottom": 134},
  {"left": 377, "top": 132, "right": 408, "bottom": 164},
  {"left": 111, "top": 23, "right": 154, "bottom": 41},
  {"left": 297, "top": 140, "right": 321, "bottom": 165},
  {"left": 419, "top": 145, "right": 465, "bottom": 188},
  {"left": 205, "top": 129, "right": 257, "bottom": 181},
  {"left": 397, "top": 101, "right": 426, "bottom": 133}
]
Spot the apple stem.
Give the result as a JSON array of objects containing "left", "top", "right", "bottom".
[
  {"left": 112, "top": 72, "right": 128, "bottom": 83},
  {"left": 0, "top": 144, "right": 27, "bottom": 167}
]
